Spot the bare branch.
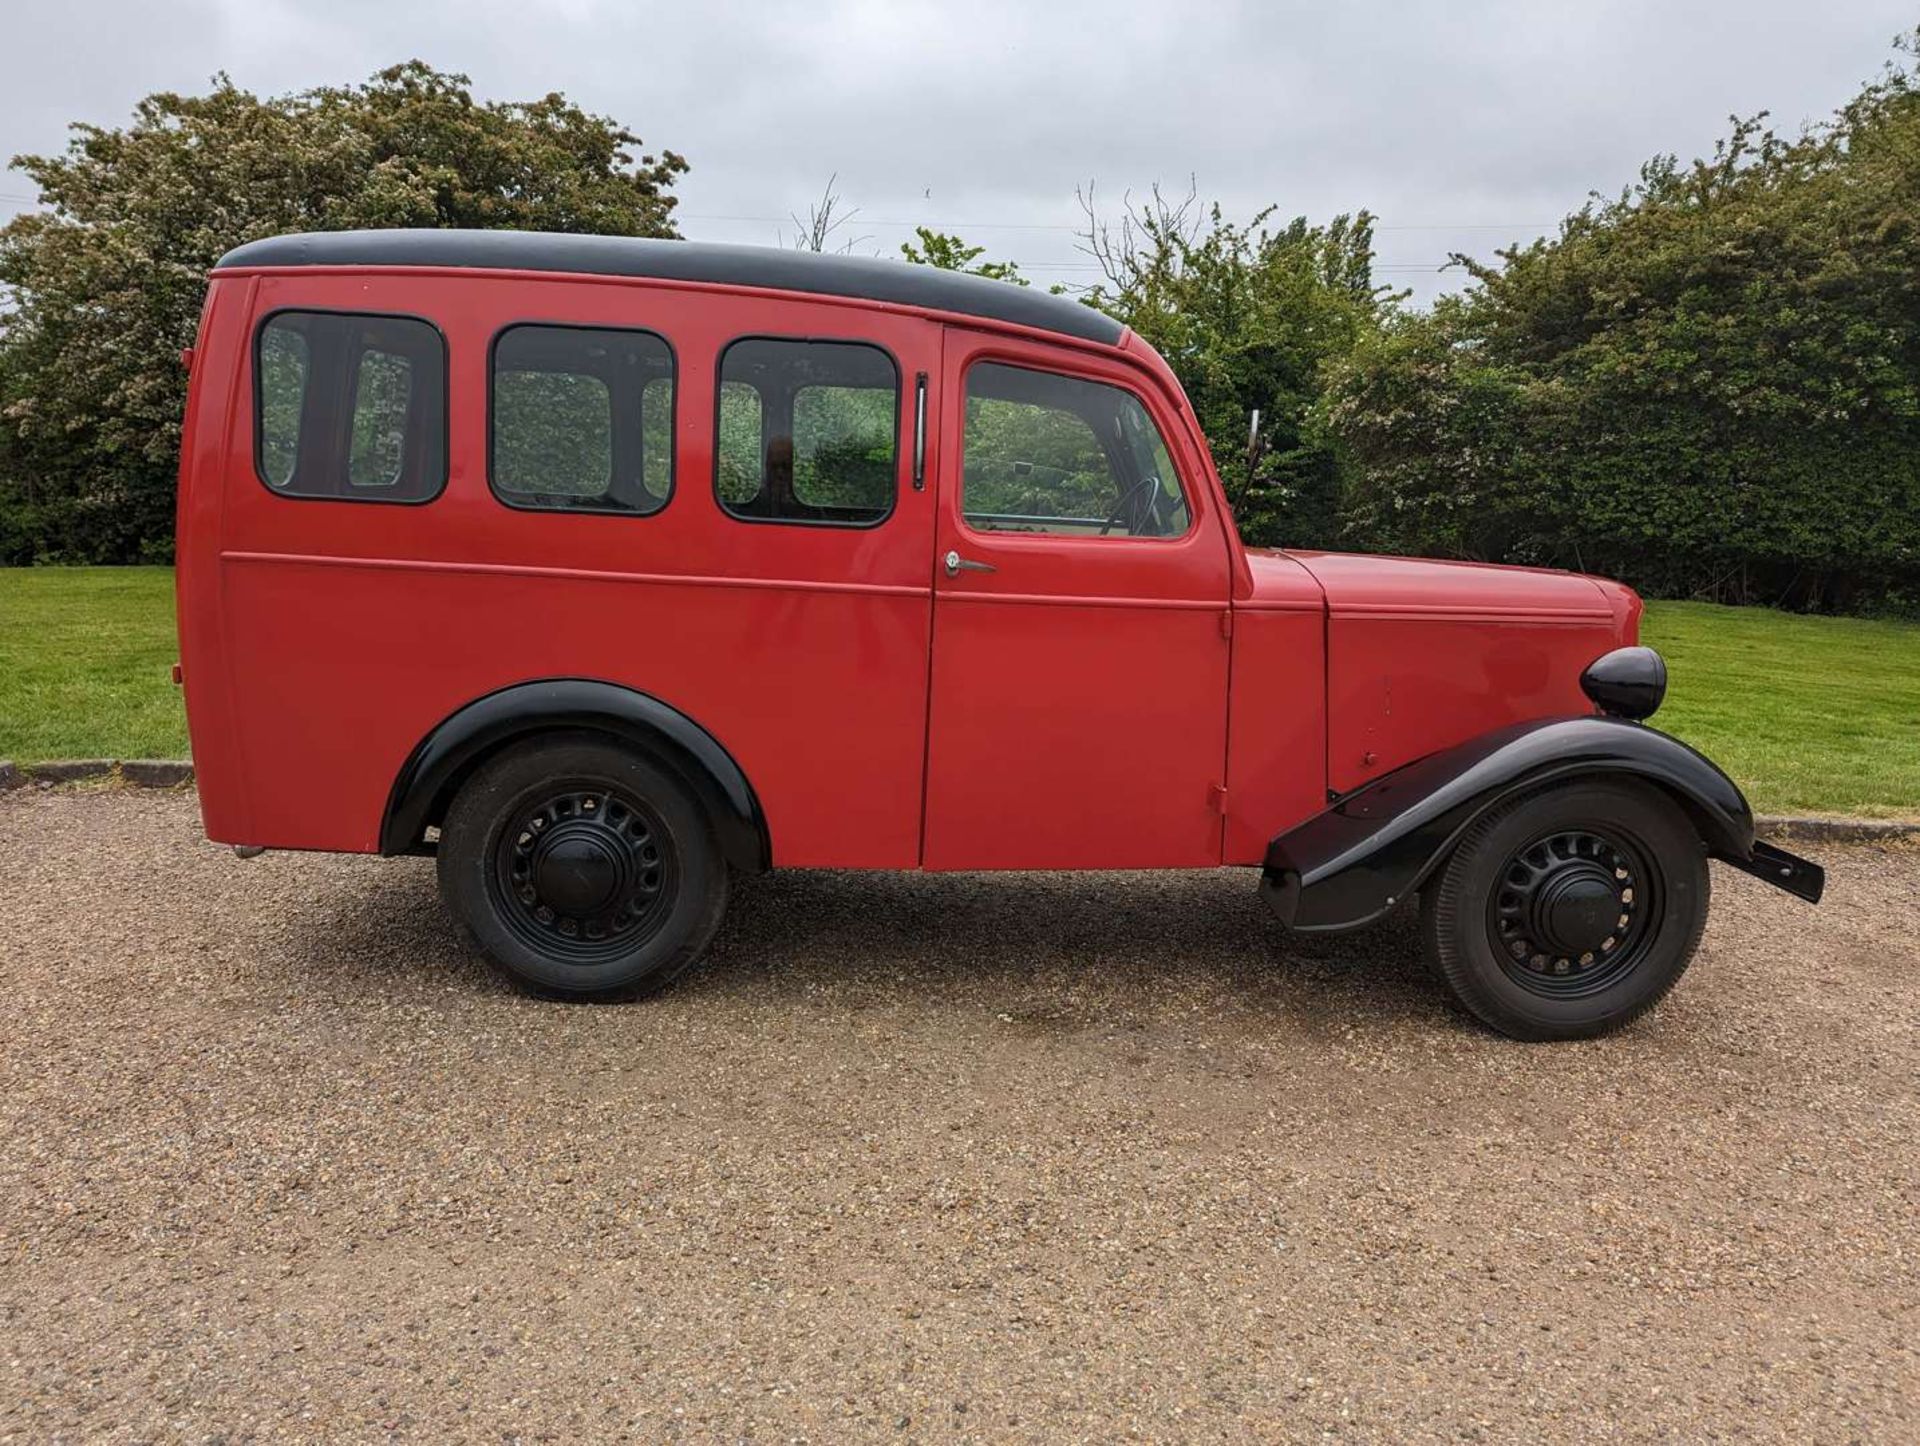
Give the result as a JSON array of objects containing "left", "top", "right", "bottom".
[{"left": 785, "top": 173, "right": 868, "bottom": 254}]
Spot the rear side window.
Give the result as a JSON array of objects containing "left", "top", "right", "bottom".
[
  {"left": 490, "top": 325, "right": 676, "bottom": 514},
  {"left": 254, "top": 311, "right": 446, "bottom": 503},
  {"left": 715, "top": 338, "right": 897, "bottom": 527}
]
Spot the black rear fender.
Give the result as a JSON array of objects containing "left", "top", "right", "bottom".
[
  {"left": 381, "top": 678, "right": 771, "bottom": 872},
  {"left": 1262, "top": 715, "right": 1821, "bottom": 932}
]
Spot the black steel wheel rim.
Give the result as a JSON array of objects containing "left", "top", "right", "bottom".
[
  {"left": 1486, "top": 824, "right": 1663, "bottom": 999},
  {"left": 488, "top": 781, "right": 678, "bottom": 965}
]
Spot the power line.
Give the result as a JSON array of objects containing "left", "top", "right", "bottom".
[
  {"left": 0, "top": 190, "right": 1542, "bottom": 240},
  {"left": 679, "top": 210, "right": 1553, "bottom": 233}
]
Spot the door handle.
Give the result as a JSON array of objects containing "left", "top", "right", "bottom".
[{"left": 944, "top": 549, "right": 997, "bottom": 578}]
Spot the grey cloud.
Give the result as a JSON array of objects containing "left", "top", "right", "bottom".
[{"left": 2, "top": 0, "right": 1910, "bottom": 301}]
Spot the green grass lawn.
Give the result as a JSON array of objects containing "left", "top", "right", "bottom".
[
  {"left": 0, "top": 566, "right": 186, "bottom": 762},
  {"left": 0, "top": 569, "right": 1915, "bottom": 817},
  {"left": 1644, "top": 600, "right": 1920, "bottom": 818}
]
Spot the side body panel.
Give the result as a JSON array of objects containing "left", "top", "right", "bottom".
[
  {"left": 184, "top": 262, "right": 1658, "bottom": 877},
  {"left": 1289, "top": 552, "right": 1624, "bottom": 795},
  {"left": 1325, "top": 618, "right": 1618, "bottom": 793},
  {"left": 176, "top": 276, "right": 252, "bottom": 846},
  {"left": 1222, "top": 551, "right": 1328, "bottom": 865},
  {"left": 197, "top": 268, "right": 943, "bottom": 866},
  {"left": 921, "top": 328, "right": 1234, "bottom": 869}
]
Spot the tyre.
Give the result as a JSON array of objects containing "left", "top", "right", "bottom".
[
  {"left": 436, "top": 733, "right": 728, "bottom": 1000},
  {"left": 1420, "top": 779, "right": 1709, "bottom": 1041}
]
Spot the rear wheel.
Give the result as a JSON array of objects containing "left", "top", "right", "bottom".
[
  {"left": 1420, "top": 779, "right": 1708, "bottom": 1040},
  {"left": 437, "top": 734, "right": 727, "bottom": 999}
]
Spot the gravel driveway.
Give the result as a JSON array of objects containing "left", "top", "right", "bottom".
[{"left": 1, "top": 788, "right": 1915, "bottom": 1442}]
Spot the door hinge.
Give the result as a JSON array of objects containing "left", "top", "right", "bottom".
[
  {"left": 1219, "top": 609, "right": 1233, "bottom": 640},
  {"left": 1208, "top": 783, "right": 1228, "bottom": 814}
]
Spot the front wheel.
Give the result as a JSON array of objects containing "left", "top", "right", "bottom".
[
  {"left": 437, "top": 734, "right": 728, "bottom": 1000},
  {"left": 1420, "top": 779, "right": 1709, "bottom": 1041}
]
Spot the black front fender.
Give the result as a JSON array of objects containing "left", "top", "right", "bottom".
[{"left": 1262, "top": 715, "right": 1821, "bottom": 932}]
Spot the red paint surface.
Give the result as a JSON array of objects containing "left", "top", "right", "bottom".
[
  {"left": 921, "top": 326, "right": 1233, "bottom": 869},
  {"left": 1282, "top": 551, "right": 1627, "bottom": 794},
  {"left": 1223, "top": 551, "right": 1328, "bottom": 864},
  {"left": 176, "top": 260, "right": 1637, "bottom": 868}
]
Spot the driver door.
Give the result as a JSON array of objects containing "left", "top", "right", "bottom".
[{"left": 921, "top": 328, "right": 1233, "bottom": 870}]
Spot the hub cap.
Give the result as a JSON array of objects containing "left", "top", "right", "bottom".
[
  {"left": 489, "top": 785, "right": 675, "bottom": 964},
  {"left": 1487, "top": 827, "right": 1660, "bottom": 998}
]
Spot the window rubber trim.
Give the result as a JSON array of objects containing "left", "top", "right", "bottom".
[
  {"left": 250, "top": 306, "right": 450, "bottom": 506},
  {"left": 712, "top": 333, "right": 904, "bottom": 531},
  {"left": 485, "top": 319, "right": 680, "bottom": 518}
]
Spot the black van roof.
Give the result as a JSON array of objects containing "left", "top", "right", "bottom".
[{"left": 216, "top": 229, "right": 1126, "bottom": 346}]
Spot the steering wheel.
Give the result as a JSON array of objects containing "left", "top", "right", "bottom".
[{"left": 1099, "top": 474, "right": 1166, "bottom": 537}]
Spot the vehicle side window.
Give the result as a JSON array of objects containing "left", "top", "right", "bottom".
[
  {"left": 258, "top": 327, "right": 309, "bottom": 489},
  {"left": 715, "top": 338, "right": 897, "bottom": 527},
  {"left": 253, "top": 311, "right": 446, "bottom": 503},
  {"left": 716, "top": 380, "right": 764, "bottom": 507},
  {"left": 348, "top": 349, "right": 415, "bottom": 488},
  {"left": 962, "top": 362, "right": 1191, "bottom": 538},
  {"left": 491, "top": 325, "right": 675, "bottom": 514}
]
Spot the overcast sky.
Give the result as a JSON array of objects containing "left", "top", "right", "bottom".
[{"left": 2, "top": 0, "right": 1912, "bottom": 303}]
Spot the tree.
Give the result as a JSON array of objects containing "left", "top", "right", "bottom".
[
  {"left": 895, "top": 191, "right": 1390, "bottom": 549},
  {"left": 899, "top": 227, "right": 1026, "bottom": 285},
  {"left": 0, "top": 61, "right": 686, "bottom": 563},
  {"left": 1077, "top": 183, "right": 1398, "bottom": 549},
  {"left": 1325, "top": 34, "right": 1920, "bottom": 612}
]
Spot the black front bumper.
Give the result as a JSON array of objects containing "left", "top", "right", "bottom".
[{"left": 1722, "top": 839, "right": 1825, "bottom": 903}]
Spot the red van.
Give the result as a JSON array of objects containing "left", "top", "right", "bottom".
[{"left": 175, "top": 230, "right": 1821, "bottom": 1039}]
